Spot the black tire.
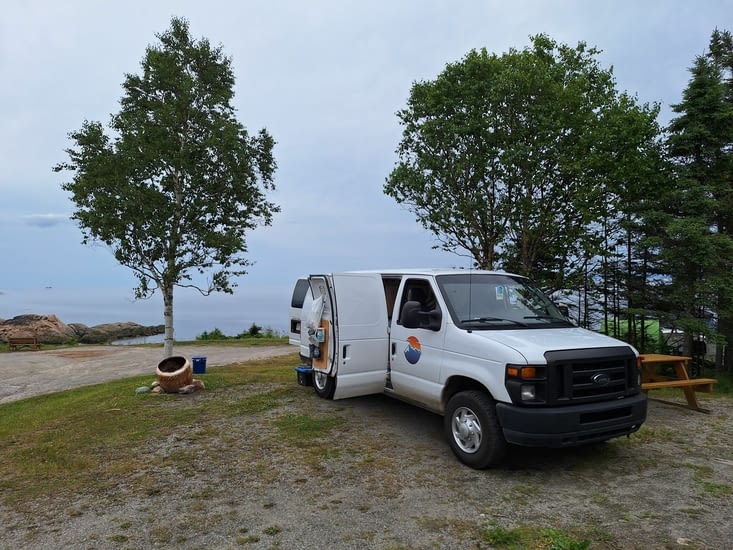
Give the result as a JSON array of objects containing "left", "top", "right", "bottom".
[
  {"left": 444, "top": 390, "right": 507, "bottom": 469},
  {"left": 312, "top": 369, "right": 336, "bottom": 399}
]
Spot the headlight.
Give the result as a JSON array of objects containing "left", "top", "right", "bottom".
[
  {"left": 520, "top": 384, "right": 536, "bottom": 401},
  {"left": 506, "top": 364, "right": 547, "bottom": 405}
]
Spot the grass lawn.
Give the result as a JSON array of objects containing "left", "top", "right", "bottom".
[{"left": 0, "top": 353, "right": 299, "bottom": 503}]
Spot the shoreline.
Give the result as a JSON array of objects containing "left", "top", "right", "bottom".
[
  {"left": 0, "top": 313, "right": 164, "bottom": 345},
  {"left": 0, "top": 286, "right": 290, "bottom": 340}
]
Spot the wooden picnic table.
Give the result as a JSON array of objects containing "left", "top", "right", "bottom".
[{"left": 639, "top": 353, "right": 717, "bottom": 412}]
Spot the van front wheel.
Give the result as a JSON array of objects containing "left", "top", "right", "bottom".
[
  {"left": 312, "top": 369, "right": 335, "bottom": 399},
  {"left": 444, "top": 390, "right": 507, "bottom": 469}
]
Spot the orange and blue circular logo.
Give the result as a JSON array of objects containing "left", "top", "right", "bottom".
[{"left": 404, "top": 336, "right": 421, "bottom": 364}]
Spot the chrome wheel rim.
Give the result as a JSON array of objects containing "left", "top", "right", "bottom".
[
  {"left": 313, "top": 370, "right": 328, "bottom": 390},
  {"left": 451, "top": 406, "right": 482, "bottom": 453}
]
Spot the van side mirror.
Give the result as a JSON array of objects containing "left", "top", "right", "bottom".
[
  {"left": 425, "top": 309, "right": 442, "bottom": 330},
  {"left": 401, "top": 301, "right": 442, "bottom": 331}
]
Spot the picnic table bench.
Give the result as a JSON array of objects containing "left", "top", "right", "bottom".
[
  {"left": 6, "top": 336, "right": 41, "bottom": 352},
  {"left": 640, "top": 353, "right": 717, "bottom": 413}
]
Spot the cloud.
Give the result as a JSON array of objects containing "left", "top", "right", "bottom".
[
  {"left": 23, "top": 213, "right": 71, "bottom": 228},
  {"left": 0, "top": 0, "right": 728, "bottom": 292}
]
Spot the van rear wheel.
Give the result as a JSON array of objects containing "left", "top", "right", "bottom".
[
  {"left": 312, "top": 369, "right": 335, "bottom": 399},
  {"left": 444, "top": 390, "right": 507, "bottom": 469}
]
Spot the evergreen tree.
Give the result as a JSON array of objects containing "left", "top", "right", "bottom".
[{"left": 662, "top": 29, "right": 733, "bottom": 367}]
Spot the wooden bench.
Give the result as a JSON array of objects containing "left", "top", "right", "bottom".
[
  {"left": 642, "top": 378, "right": 717, "bottom": 393},
  {"left": 7, "top": 337, "right": 41, "bottom": 352},
  {"left": 639, "top": 354, "right": 717, "bottom": 412}
]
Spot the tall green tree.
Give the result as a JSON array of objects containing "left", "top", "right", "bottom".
[
  {"left": 385, "top": 35, "right": 662, "bottom": 294},
  {"left": 54, "top": 17, "right": 279, "bottom": 357},
  {"left": 662, "top": 29, "right": 733, "bottom": 367},
  {"left": 594, "top": 93, "right": 665, "bottom": 344}
]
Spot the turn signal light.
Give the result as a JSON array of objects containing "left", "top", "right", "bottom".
[
  {"left": 522, "top": 367, "right": 537, "bottom": 379},
  {"left": 506, "top": 365, "right": 540, "bottom": 380}
]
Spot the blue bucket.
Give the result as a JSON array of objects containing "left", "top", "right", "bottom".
[{"left": 192, "top": 356, "right": 207, "bottom": 374}]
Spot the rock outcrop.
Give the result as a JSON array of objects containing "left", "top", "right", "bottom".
[{"left": 0, "top": 314, "right": 164, "bottom": 345}]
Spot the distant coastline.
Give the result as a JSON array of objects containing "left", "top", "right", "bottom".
[
  {"left": 0, "top": 286, "right": 290, "bottom": 341},
  {"left": 0, "top": 314, "right": 164, "bottom": 345}
]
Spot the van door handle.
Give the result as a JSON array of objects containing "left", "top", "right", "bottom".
[{"left": 391, "top": 343, "right": 396, "bottom": 355}]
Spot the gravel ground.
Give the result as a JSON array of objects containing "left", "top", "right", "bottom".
[{"left": 1, "top": 347, "right": 732, "bottom": 549}]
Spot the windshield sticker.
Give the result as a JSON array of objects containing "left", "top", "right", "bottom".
[
  {"left": 404, "top": 336, "right": 422, "bottom": 364},
  {"left": 495, "top": 285, "right": 504, "bottom": 300}
]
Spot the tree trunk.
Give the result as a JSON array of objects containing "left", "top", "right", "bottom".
[
  {"left": 717, "top": 316, "right": 733, "bottom": 372},
  {"left": 163, "top": 285, "right": 175, "bottom": 358}
]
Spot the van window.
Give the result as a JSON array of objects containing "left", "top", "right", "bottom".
[
  {"left": 436, "top": 273, "right": 571, "bottom": 329},
  {"left": 382, "top": 277, "right": 401, "bottom": 321},
  {"left": 291, "top": 278, "right": 310, "bottom": 308},
  {"left": 398, "top": 278, "right": 439, "bottom": 325}
]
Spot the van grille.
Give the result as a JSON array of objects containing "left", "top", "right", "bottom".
[{"left": 544, "top": 347, "right": 638, "bottom": 405}]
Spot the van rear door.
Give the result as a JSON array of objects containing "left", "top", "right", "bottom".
[
  {"left": 308, "top": 275, "right": 336, "bottom": 375},
  {"left": 289, "top": 278, "right": 312, "bottom": 361},
  {"left": 309, "top": 273, "right": 389, "bottom": 399}
]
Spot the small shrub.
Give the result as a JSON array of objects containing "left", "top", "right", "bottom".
[
  {"left": 481, "top": 524, "right": 590, "bottom": 549},
  {"left": 483, "top": 524, "right": 522, "bottom": 546},
  {"left": 196, "top": 327, "right": 227, "bottom": 341}
]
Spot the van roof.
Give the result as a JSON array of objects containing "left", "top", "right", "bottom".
[{"left": 336, "top": 268, "right": 523, "bottom": 277}]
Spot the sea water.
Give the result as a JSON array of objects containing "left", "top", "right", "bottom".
[{"left": 0, "top": 285, "right": 291, "bottom": 341}]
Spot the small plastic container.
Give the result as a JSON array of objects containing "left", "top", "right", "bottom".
[
  {"left": 295, "top": 366, "right": 313, "bottom": 386},
  {"left": 192, "top": 356, "right": 207, "bottom": 374}
]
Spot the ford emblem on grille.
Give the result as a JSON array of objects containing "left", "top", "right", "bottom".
[{"left": 591, "top": 373, "right": 611, "bottom": 386}]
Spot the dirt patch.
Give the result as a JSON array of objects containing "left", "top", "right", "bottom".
[
  {"left": 48, "top": 349, "right": 117, "bottom": 359},
  {"left": 1, "top": 374, "right": 731, "bottom": 549}
]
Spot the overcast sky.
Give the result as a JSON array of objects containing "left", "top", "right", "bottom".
[{"left": 1, "top": 0, "right": 730, "bottom": 296}]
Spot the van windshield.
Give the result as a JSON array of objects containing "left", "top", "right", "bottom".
[{"left": 435, "top": 273, "right": 572, "bottom": 330}]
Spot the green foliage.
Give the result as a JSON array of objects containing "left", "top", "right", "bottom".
[
  {"left": 196, "top": 327, "right": 227, "bottom": 340},
  {"left": 482, "top": 524, "right": 590, "bottom": 549},
  {"left": 385, "top": 34, "right": 662, "bottom": 293},
  {"left": 54, "top": 17, "right": 278, "bottom": 356},
  {"left": 707, "top": 368, "right": 733, "bottom": 393},
  {"left": 654, "top": 28, "right": 733, "bottom": 366},
  {"left": 195, "top": 324, "right": 283, "bottom": 341},
  {"left": 483, "top": 524, "right": 522, "bottom": 546},
  {"left": 246, "top": 322, "right": 262, "bottom": 337}
]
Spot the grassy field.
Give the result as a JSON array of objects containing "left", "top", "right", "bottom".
[
  {"left": 1, "top": 351, "right": 732, "bottom": 549},
  {"left": 0, "top": 354, "right": 299, "bottom": 502},
  {"left": 2, "top": 356, "right": 731, "bottom": 499}
]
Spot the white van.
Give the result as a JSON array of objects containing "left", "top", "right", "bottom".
[{"left": 289, "top": 269, "right": 647, "bottom": 468}]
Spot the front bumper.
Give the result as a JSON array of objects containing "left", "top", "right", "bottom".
[{"left": 496, "top": 392, "right": 647, "bottom": 447}]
